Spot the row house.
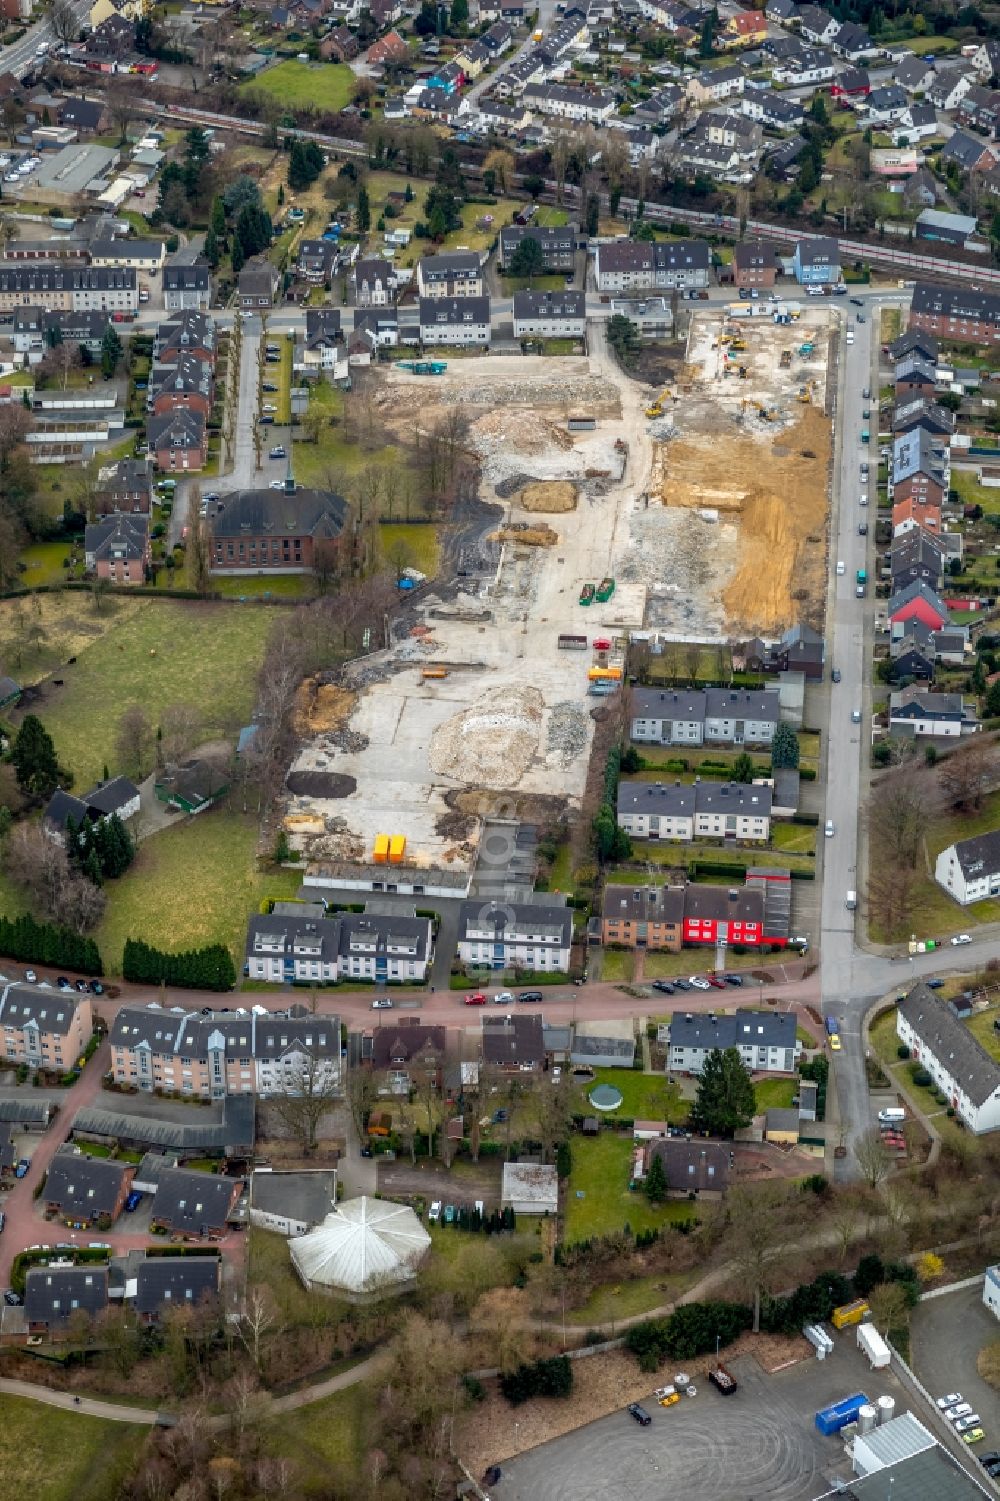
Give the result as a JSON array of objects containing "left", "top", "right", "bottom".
[
  {"left": 910, "top": 281, "right": 1000, "bottom": 347},
  {"left": 889, "top": 620, "right": 968, "bottom": 682},
  {"left": 477, "top": 97, "right": 531, "bottom": 132},
  {"left": 456, "top": 900, "right": 573, "bottom": 973},
  {"left": 419, "top": 295, "right": 491, "bottom": 347},
  {"left": 147, "top": 353, "right": 214, "bottom": 419},
  {"left": 416, "top": 250, "right": 483, "bottom": 300},
  {"left": 829, "top": 67, "right": 871, "bottom": 101},
  {"left": 892, "top": 425, "right": 949, "bottom": 507},
  {"left": 892, "top": 493, "right": 942, "bottom": 538},
  {"left": 245, "top": 903, "right": 434, "bottom": 985},
  {"left": 25, "top": 1267, "right": 109, "bottom": 1333},
  {"left": 892, "top": 396, "right": 956, "bottom": 439},
  {"left": 897, "top": 984, "right": 1000, "bottom": 1133},
  {"left": 155, "top": 309, "right": 217, "bottom": 366},
  {"left": 512, "top": 289, "right": 585, "bottom": 338},
  {"left": 482, "top": 1014, "right": 546, "bottom": 1074},
  {"left": 148, "top": 1166, "right": 242, "bottom": 1240},
  {"left": 772, "top": 50, "right": 836, "bottom": 87},
  {"left": 792, "top": 237, "right": 841, "bottom": 285},
  {"left": 44, "top": 1148, "right": 132, "bottom": 1226},
  {"left": 147, "top": 408, "right": 208, "bottom": 473},
  {"left": 601, "top": 873, "right": 790, "bottom": 952},
  {"left": 616, "top": 780, "right": 773, "bottom": 843},
  {"left": 12, "top": 306, "right": 106, "bottom": 364},
  {"left": 352, "top": 307, "right": 398, "bottom": 352},
  {"left": 0, "top": 984, "right": 92, "bottom": 1073},
  {"left": 89, "top": 237, "right": 165, "bottom": 274},
  {"left": 629, "top": 686, "right": 780, "bottom": 747},
  {"left": 109, "top": 1002, "right": 342, "bottom": 1100},
  {"left": 741, "top": 91, "right": 804, "bottom": 129},
  {"left": 522, "top": 81, "right": 616, "bottom": 122},
  {"left": 0, "top": 263, "right": 136, "bottom": 313},
  {"left": 888, "top": 579, "right": 950, "bottom": 634},
  {"left": 687, "top": 65, "right": 745, "bottom": 104},
  {"left": 926, "top": 64, "right": 975, "bottom": 113},
  {"left": 954, "top": 94, "right": 1000, "bottom": 145},
  {"left": 732, "top": 239, "right": 780, "bottom": 290},
  {"left": 667, "top": 1009, "right": 800, "bottom": 1077},
  {"left": 83, "top": 513, "right": 150, "bottom": 585},
  {"left": 238, "top": 259, "right": 279, "bottom": 311},
  {"left": 498, "top": 223, "right": 576, "bottom": 272},
  {"left": 594, "top": 237, "right": 710, "bottom": 293},
  {"left": 889, "top": 528, "right": 944, "bottom": 591}
]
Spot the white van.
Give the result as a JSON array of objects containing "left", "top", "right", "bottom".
[
  {"left": 879, "top": 1108, "right": 905, "bottom": 1124},
  {"left": 846, "top": 890, "right": 857, "bottom": 910}
]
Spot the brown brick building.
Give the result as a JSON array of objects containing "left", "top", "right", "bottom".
[
  {"left": 909, "top": 281, "right": 1000, "bottom": 346},
  {"left": 732, "top": 240, "right": 779, "bottom": 290},
  {"left": 208, "top": 483, "right": 348, "bottom": 575},
  {"left": 601, "top": 884, "right": 685, "bottom": 951}
]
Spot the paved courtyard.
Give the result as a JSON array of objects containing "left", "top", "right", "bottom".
[
  {"left": 495, "top": 1345, "right": 914, "bottom": 1501},
  {"left": 910, "top": 1284, "right": 1000, "bottom": 1441}
]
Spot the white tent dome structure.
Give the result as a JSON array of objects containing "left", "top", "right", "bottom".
[{"left": 289, "top": 1196, "right": 431, "bottom": 1299}]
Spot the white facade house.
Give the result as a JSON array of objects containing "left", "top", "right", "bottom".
[
  {"left": 985, "top": 1264, "right": 1000, "bottom": 1319},
  {"left": 667, "top": 1009, "right": 800, "bottom": 1077},
  {"left": 629, "top": 687, "right": 779, "bottom": 746},
  {"left": 897, "top": 983, "right": 1000, "bottom": 1134},
  {"left": 245, "top": 905, "right": 434, "bottom": 986},
  {"left": 522, "top": 82, "right": 616, "bottom": 123},
  {"left": 617, "top": 781, "right": 772, "bottom": 843},
  {"left": 457, "top": 900, "right": 573, "bottom": 973},
  {"left": 934, "top": 830, "right": 1000, "bottom": 906},
  {"left": 419, "top": 295, "right": 491, "bottom": 346},
  {"left": 512, "top": 289, "right": 585, "bottom": 338}
]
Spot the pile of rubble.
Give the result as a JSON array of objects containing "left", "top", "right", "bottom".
[
  {"left": 429, "top": 684, "right": 543, "bottom": 790},
  {"left": 546, "top": 702, "right": 589, "bottom": 767}
]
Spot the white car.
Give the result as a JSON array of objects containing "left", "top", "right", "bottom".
[
  {"left": 269, "top": 479, "right": 286, "bottom": 490},
  {"left": 825, "top": 820, "right": 834, "bottom": 837},
  {"left": 836, "top": 560, "right": 845, "bottom": 576},
  {"left": 552, "top": 1066, "right": 562, "bottom": 1085},
  {"left": 494, "top": 991, "right": 514, "bottom": 1006},
  {"left": 474, "top": 1199, "right": 484, "bottom": 1217},
  {"left": 956, "top": 1415, "right": 982, "bottom": 1433},
  {"left": 947, "top": 1404, "right": 974, "bottom": 1422},
  {"left": 24, "top": 970, "right": 37, "bottom": 983},
  {"left": 371, "top": 997, "right": 393, "bottom": 1010},
  {"left": 688, "top": 976, "right": 711, "bottom": 990},
  {"left": 859, "top": 491, "right": 868, "bottom": 506},
  {"left": 937, "top": 1393, "right": 963, "bottom": 1410},
  {"left": 951, "top": 934, "right": 972, "bottom": 946},
  {"left": 428, "top": 1201, "right": 442, "bottom": 1222}
]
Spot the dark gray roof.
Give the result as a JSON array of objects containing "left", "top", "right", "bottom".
[
  {"left": 899, "top": 982, "right": 1000, "bottom": 1107},
  {"left": 250, "top": 1169, "right": 337, "bottom": 1227},
  {"left": 631, "top": 687, "right": 707, "bottom": 720},
  {"left": 795, "top": 236, "right": 840, "bottom": 266},
  {"left": 597, "top": 238, "right": 709, "bottom": 273},
  {"left": 512, "top": 289, "right": 585, "bottom": 320},
  {"left": 0, "top": 984, "right": 88, "bottom": 1037},
  {"left": 669, "top": 1007, "right": 797, "bottom": 1052},
  {"left": 82, "top": 775, "right": 139, "bottom": 815},
  {"left": 370, "top": 1025, "right": 446, "bottom": 1069},
  {"left": 944, "top": 829, "right": 1000, "bottom": 878},
  {"left": 911, "top": 281, "right": 1000, "bottom": 331},
  {"left": 704, "top": 687, "right": 780, "bottom": 720},
  {"left": 208, "top": 486, "right": 347, "bottom": 541},
  {"left": 457, "top": 900, "right": 572, "bottom": 947},
  {"left": 99, "top": 458, "right": 153, "bottom": 496},
  {"left": 500, "top": 223, "right": 576, "bottom": 253},
  {"left": 481, "top": 1014, "right": 546, "bottom": 1067},
  {"left": 85, "top": 514, "right": 148, "bottom": 565},
  {"left": 0, "top": 1098, "right": 50, "bottom": 1125},
  {"left": 617, "top": 780, "right": 772, "bottom": 819},
  {"left": 25, "top": 1266, "right": 108, "bottom": 1325},
  {"left": 888, "top": 328, "right": 939, "bottom": 362},
  {"left": 147, "top": 408, "right": 205, "bottom": 450},
  {"left": 72, "top": 1094, "right": 255, "bottom": 1154},
  {"left": 838, "top": 1436, "right": 995, "bottom": 1500},
  {"left": 419, "top": 295, "right": 491, "bottom": 326},
  {"left": 151, "top": 1166, "right": 242, "bottom": 1235},
  {"left": 45, "top": 1147, "right": 130, "bottom": 1216},
  {"left": 42, "top": 788, "right": 91, "bottom": 832},
  {"left": 419, "top": 251, "right": 481, "bottom": 282},
  {"left": 647, "top": 1138, "right": 730, "bottom": 1192},
  {"left": 601, "top": 883, "right": 686, "bottom": 924},
  {"left": 134, "top": 1255, "right": 220, "bottom": 1315},
  {"left": 571, "top": 1032, "right": 635, "bottom": 1057}
]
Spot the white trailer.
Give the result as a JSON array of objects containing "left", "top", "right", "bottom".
[{"left": 857, "top": 1322, "right": 891, "bottom": 1370}]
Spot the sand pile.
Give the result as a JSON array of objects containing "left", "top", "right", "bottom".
[
  {"left": 519, "top": 481, "right": 577, "bottom": 513},
  {"left": 429, "top": 684, "right": 543, "bottom": 789}
]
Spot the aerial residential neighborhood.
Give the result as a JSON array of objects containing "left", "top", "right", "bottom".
[{"left": 4, "top": 0, "right": 1000, "bottom": 1496}]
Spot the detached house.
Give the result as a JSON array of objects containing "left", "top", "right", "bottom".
[
  {"left": 419, "top": 295, "right": 491, "bottom": 347},
  {"left": 83, "top": 514, "right": 150, "bottom": 585},
  {"left": 239, "top": 260, "right": 279, "bottom": 310},
  {"left": 936, "top": 830, "right": 1000, "bottom": 907},
  {"left": 888, "top": 687, "right": 979, "bottom": 737},
  {"left": 44, "top": 1147, "right": 133, "bottom": 1226},
  {"left": 897, "top": 983, "right": 1000, "bottom": 1133},
  {"left": 163, "top": 263, "right": 211, "bottom": 312},
  {"left": 499, "top": 223, "right": 577, "bottom": 272},
  {"left": 370, "top": 1025, "right": 447, "bottom": 1093},
  {"left": 354, "top": 257, "right": 397, "bottom": 306},
  {"left": 791, "top": 237, "right": 841, "bottom": 285}
]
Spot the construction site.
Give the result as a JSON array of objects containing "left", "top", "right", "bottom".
[{"left": 282, "top": 310, "right": 835, "bottom": 882}]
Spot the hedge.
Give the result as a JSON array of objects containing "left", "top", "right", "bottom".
[
  {"left": 500, "top": 1356, "right": 573, "bottom": 1405},
  {"left": 0, "top": 914, "right": 102, "bottom": 975},
  {"left": 123, "top": 938, "right": 235, "bottom": 991}
]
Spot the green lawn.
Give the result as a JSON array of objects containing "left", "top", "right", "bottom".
[
  {"left": 379, "top": 523, "right": 439, "bottom": 578},
  {"left": 95, "top": 811, "right": 302, "bottom": 974},
  {"left": 563, "top": 1132, "right": 700, "bottom": 1242},
  {"left": 17, "top": 599, "right": 277, "bottom": 788},
  {"left": 641, "top": 948, "right": 764, "bottom": 977},
  {"left": 500, "top": 273, "right": 571, "bottom": 295},
  {"left": 965, "top": 1005, "right": 1000, "bottom": 1064},
  {"left": 212, "top": 574, "right": 311, "bottom": 598},
  {"left": 18, "top": 541, "right": 82, "bottom": 587},
  {"left": 264, "top": 1383, "right": 368, "bottom": 1492},
  {"left": 241, "top": 58, "right": 355, "bottom": 111},
  {"left": 598, "top": 948, "right": 634, "bottom": 982},
  {"left": 573, "top": 1067, "right": 688, "bottom": 1123},
  {"left": 566, "top": 1266, "right": 700, "bottom": 1326},
  {"left": 868, "top": 1009, "right": 969, "bottom": 1150},
  {"left": 869, "top": 789, "right": 1000, "bottom": 943},
  {"left": 771, "top": 823, "right": 817, "bottom": 856},
  {"left": 754, "top": 1077, "right": 798, "bottom": 1111},
  {"left": 0, "top": 1396, "right": 146, "bottom": 1501},
  {"left": 901, "top": 33, "right": 958, "bottom": 53}
]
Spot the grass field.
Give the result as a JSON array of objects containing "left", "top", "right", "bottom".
[
  {"left": 563, "top": 1133, "right": 701, "bottom": 1242},
  {"left": 95, "top": 811, "right": 301, "bottom": 974},
  {"left": 567, "top": 1266, "right": 700, "bottom": 1326},
  {"left": 379, "top": 522, "right": 440, "bottom": 578},
  {"left": 771, "top": 822, "right": 817, "bottom": 855},
  {"left": 870, "top": 789, "right": 1000, "bottom": 943},
  {"left": 965, "top": 1005, "right": 1000, "bottom": 1064},
  {"left": 572, "top": 1067, "right": 688, "bottom": 1123},
  {"left": 753, "top": 1077, "right": 798, "bottom": 1111},
  {"left": 17, "top": 541, "right": 82, "bottom": 588},
  {"left": 868, "top": 1009, "right": 969, "bottom": 1150},
  {"left": 291, "top": 381, "right": 405, "bottom": 490},
  {"left": 241, "top": 58, "right": 355, "bottom": 111},
  {"left": 265, "top": 1384, "right": 368, "bottom": 1493},
  {"left": 13, "top": 599, "right": 276, "bottom": 789},
  {"left": 0, "top": 1396, "right": 146, "bottom": 1501}
]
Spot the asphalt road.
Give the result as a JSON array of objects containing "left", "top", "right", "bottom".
[{"left": 910, "top": 1284, "right": 1000, "bottom": 1444}]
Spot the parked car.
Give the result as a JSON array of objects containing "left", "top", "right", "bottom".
[
  {"left": 269, "top": 446, "right": 286, "bottom": 459},
  {"left": 258, "top": 414, "right": 274, "bottom": 425},
  {"left": 825, "top": 820, "right": 835, "bottom": 837},
  {"left": 15, "top": 1159, "right": 29, "bottom": 1178},
  {"left": 443, "top": 1204, "right": 456, "bottom": 1225},
  {"left": 652, "top": 980, "right": 675, "bottom": 995},
  {"left": 964, "top": 1429, "right": 986, "bottom": 1445},
  {"left": 688, "top": 976, "right": 711, "bottom": 990},
  {"left": 3, "top": 1290, "right": 21, "bottom": 1306},
  {"left": 706, "top": 975, "right": 726, "bottom": 989},
  {"left": 551, "top": 1066, "right": 562, "bottom": 1084},
  {"left": 56, "top": 977, "right": 71, "bottom": 991},
  {"left": 517, "top": 991, "right": 543, "bottom": 1003},
  {"left": 724, "top": 974, "right": 744, "bottom": 987},
  {"left": 24, "top": 970, "right": 37, "bottom": 983},
  {"left": 494, "top": 991, "right": 514, "bottom": 1006},
  {"left": 673, "top": 979, "right": 693, "bottom": 992},
  {"left": 464, "top": 992, "right": 487, "bottom": 1005},
  {"left": 262, "top": 383, "right": 279, "bottom": 393},
  {"left": 91, "top": 982, "right": 104, "bottom": 995},
  {"left": 124, "top": 1191, "right": 142, "bottom": 1213},
  {"left": 428, "top": 1201, "right": 442, "bottom": 1222},
  {"left": 952, "top": 934, "right": 972, "bottom": 946},
  {"left": 75, "top": 979, "right": 90, "bottom": 993},
  {"left": 956, "top": 1417, "right": 982, "bottom": 1433},
  {"left": 926, "top": 979, "right": 945, "bottom": 990},
  {"left": 371, "top": 997, "right": 393, "bottom": 1010},
  {"left": 832, "top": 668, "right": 841, "bottom": 683},
  {"left": 851, "top": 710, "right": 861, "bottom": 723},
  {"left": 627, "top": 1403, "right": 652, "bottom": 1426},
  {"left": 946, "top": 1404, "right": 974, "bottom": 1421},
  {"left": 203, "top": 492, "right": 219, "bottom": 503}
]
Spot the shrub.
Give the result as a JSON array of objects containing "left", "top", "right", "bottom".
[
  {"left": 896, "top": 1044, "right": 910, "bottom": 1060},
  {"left": 912, "top": 1066, "right": 931, "bottom": 1088},
  {"left": 500, "top": 1356, "right": 573, "bottom": 1405}
]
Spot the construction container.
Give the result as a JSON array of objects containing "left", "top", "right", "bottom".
[
  {"left": 421, "top": 667, "right": 449, "bottom": 679},
  {"left": 815, "top": 1393, "right": 870, "bottom": 1437},
  {"left": 388, "top": 835, "right": 406, "bottom": 864},
  {"left": 557, "top": 634, "right": 588, "bottom": 650},
  {"left": 857, "top": 1324, "right": 891, "bottom": 1370},
  {"left": 588, "top": 666, "right": 623, "bottom": 681},
  {"left": 831, "top": 1300, "right": 870, "bottom": 1329},
  {"left": 373, "top": 834, "right": 389, "bottom": 865},
  {"left": 596, "top": 576, "right": 616, "bottom": 602}
]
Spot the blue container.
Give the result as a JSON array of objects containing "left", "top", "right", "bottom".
[{"left": 815, "top": 1393, "right": 869, "bottom": 1436}]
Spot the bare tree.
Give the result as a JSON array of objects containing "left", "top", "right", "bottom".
[
  {"left": 186, "top": 490, "right": 211, "bottom": 593},
  {"left": 49, "top": 0, "right": 80, "bottom": 46},
  {"left": 468, "top": 1287, "right": 533, "bottom": 1372},
  {"left": 105, "top": 78, "right": 141, "bottom": 146},
  {"left": 159, "top": 702, "right": 203, "bottom": 763},
  {"left": 483, "top": 147, "right": 515, "bottom": 193},
  {"left": 238, "top": 1285, "right": 281, "bottom": 1373},
  {"left": 866, "top": 768, "right": 925, "bottom": 938},
  {"left": 855, "top": 1127, "right": 893, "bottom": 1189},
  {"left": 938, "top": 735, "right": 994, "bottom": 812},
  {"left": 533, "top": 1073, "right": 575, "bottom": 1165},
  {"left": 344, "top": 1064, "right": 382, "bottom": 1146},
  {"left": 726, "top": 1183, "right": 801, "bottom": 1332},
  {"left": 268, "top": 1044, "right": 342, "bottom": 1155},
  {"left": 115, "top": 704, "right": 152, "bottom": 781},
  {"left": 866, "top": 1280, "right": 910, "bottom": 1340}
]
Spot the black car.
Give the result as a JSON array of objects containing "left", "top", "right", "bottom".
[
  {"left": 627, "top": 1403, "right": 651, "bottom": 1426},
  {"left": 75, "top": 979, "right": 90, "bottom": 993},
  {"left": 517, "top": 990, "right": 543, "bottom": 1003},
  {"left": 3, "top": 1290, "right": 21, "bottom": 1305},
  {"left": 262, "top": 382, "right": 278, "bottom": 392},
  {"left": 724, "top": 974, "right": 744, "bottom": 987},
  {"left": 91, "top": 981, "right": 104, "bottom": 995},
  {"left": 850, "top": 296, "right": 863, "bottom": 306},
  {"left": 483, "top": 1467, "right": 502, "bottom": 1486},
  {"left": 259, "top": 414, "right": 274, "bottom": 424},
  {"left": 56, "top": 977, "right": 71, "bottom": 991},
  {"left": 832, "top": 668, "right": 841, "bottom": 683},
  {"left": 652, "top": 980, "right": 675, "bottom": 995},
  {"left": 674, "top": 978, "right": 693, "bottom": 992},
  {"left": 926, "top": 978, "right": 945, "bottom": 990},
  {"left": 858, "top": 522, "right": 868, "bottom": 536}
]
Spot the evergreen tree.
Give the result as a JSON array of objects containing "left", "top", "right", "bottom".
[
  {"left": 689, "top": 1047, "right": 756, "bottom": 1138},
  {"left": 356, "top": 184, "right": 371, "bottom": 233},
  {"left": 770, "top": 723, "right": 800, "bottom": 770},
  {"left": 645, "top": 1151, "right": 668, "bottom": 1203},
  {"left": 204, "top": 225, "right": 220, "bottom": 270},
  {"left": 231, "top": 236, "right": 245, "bottom": 276},
  {"left": 101, "top": 324, "right": 122, "bottom": 380},
  {"left": 12, "top": 715, "right": 65, "bottom": 800},
  {"left": 698, "top": 7, "right": 716, "bottom": 57},
  {"left": 84, "top": 846, "right": 103, "bottom": 887},
  {"left": 731, "top": 752, "right": 754, "bottom": 784},
  {"left": 450, "top": 0, "right": 468, "bottom": 26},
  {"left": 509, "top": 235, "right": 545, "bottom": 280},
  {"left": 211, "top": 195, "right": 226, "bottom": 237}
]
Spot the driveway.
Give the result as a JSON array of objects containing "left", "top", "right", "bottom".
[{"left": 910, "top": 1284, "right": 1000, "bottom": 1437}]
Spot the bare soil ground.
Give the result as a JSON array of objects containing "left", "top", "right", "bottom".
[
  {"left": 294, "top": 681, "right": 356, "bottom": 736},
  {"left": 456, "top": 1337, "right": 813, "bottom": 1474}
]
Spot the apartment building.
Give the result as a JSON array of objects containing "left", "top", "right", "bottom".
[
  {"left": 594, "top": 238, "right": 710, "bottom": 293},
  {"left": 456, "top": 900, "right": 573, "bottom": 972},
  {"left": 935, "top": 830, "right": 1000, "bottom": 906},
  {"left": 419, "top": 295, "right": 491, "bottom": 346},
  {"left": 897, "top": 983, "right": 1000, "bottom": 1133},
  {"left": 522, "top": 83, "right": 615, "bottom": 122},
  {"left": 416, "top": 251, "right": 483, "bottom": 299},
  {"left": 629, "top": 686, "right": 780, "bottom": 746},
  {"left": 109, "top": 1002, "right": 342, "bottom": 1099},
  {"left": 666, "top": 1008, "right": 800, "bottom": 1076},
  {"left": 0, "top": 984, "right": 92, "bottom": 1072},
  {"left": 512, "top": 289, "right": 585, "bottom": 338},
  {"left": 245, "top": 902, "right": 434, "bottom": 985},
  {"left": 498, "top": 224, "right": 576, "bottom": 272},
  {"left": 0, "top": 263, "right": 137, "bottom": 313},
  {"left": 616, "top": 780, "right": 773, "bottom": 842},
  {"left": 910, "top": 282, "right": 1000, "bottom": 346}
]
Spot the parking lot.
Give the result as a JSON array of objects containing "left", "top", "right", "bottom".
[
  {"left": 911, "top": 1285, "right": 1000, "bottom": 1450},
  {"left": 495, "top": 1344, "right": 915, "bottom": 1501}
]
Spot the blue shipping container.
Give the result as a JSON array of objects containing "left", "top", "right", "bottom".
[{"left": 815, "top": 1393, "right": 869, "bottom": 1436}]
